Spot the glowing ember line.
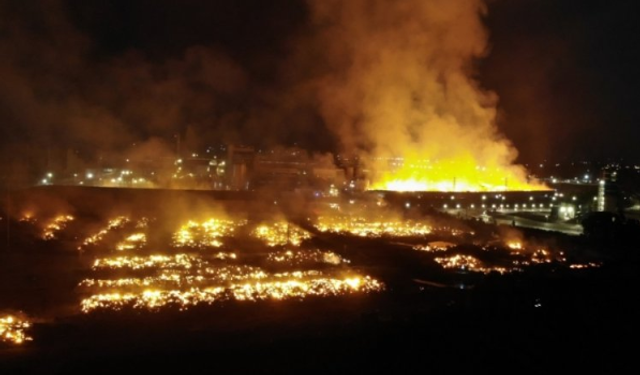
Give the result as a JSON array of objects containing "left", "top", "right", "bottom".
[
  {"left": 80, "top": 268, "right": 334, "bottom": 291},
  {"left": 80, "top": 288, "right": 226, "bottom": 312},
  {"left": 569, "top": 263, "right": 601, "bottom": 269},
  {"left": 434, "top": 254, "right": 517, "bottom": 274},
  {"left": 315, "top": 216, "right": 431, "bottom": 237},
  {"left": 80, "top": 216, "right": 130, "bottom": 249},
  {"left": 267, "top": 249, "right": 349, "bottom": 265},
  {"left": 115, "top": 233, "right": 147, "bottom": 251},
  {"left": 92, "top": 254, "right": 204, "bottom": 270},
  {"left": 413, "top": 241, "right": 455, "bottom": 252},
  {"left": 229, "top": 276, "right": 381, "bottom": 301},
  {"left": 42, "top": 215, "right": 74, "bottom": 240},
  {"left": 80, "top": 275, "right": 383, "bottom": 312}
]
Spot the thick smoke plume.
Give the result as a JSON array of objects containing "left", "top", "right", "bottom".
[{"left": 292, "top": 0, "right": 543, "bottom": 191}]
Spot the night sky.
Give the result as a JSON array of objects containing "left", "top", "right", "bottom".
[{"left": 1, "top": 0, "right": 638, "bottom": 180}]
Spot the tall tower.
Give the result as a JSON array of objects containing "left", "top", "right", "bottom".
[
  {"left": 597, "top": 180, "right": 605, "bottom": 212},
  {"left": 601, "top": 169, "right": 621, "bottom": 212}
]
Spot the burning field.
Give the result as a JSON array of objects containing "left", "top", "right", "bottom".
[
  {"left": 0, "top": 187, "right": 602, "bottom": 349},
  {"left": 0, "top": 186, "right": 630, "bottom": 375},
  {"left": 76, "top": 218, "right": 384, "bottom": 313}
]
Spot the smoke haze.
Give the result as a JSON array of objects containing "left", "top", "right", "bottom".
[{"left": 1, "top": 0, "right": 637, "bottom": 186}]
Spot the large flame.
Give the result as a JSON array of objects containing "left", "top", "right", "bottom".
[
  {"left": 368, "top": 158, "right": 547, "bottom": 192},
  {"left": 304, "top": 0, "right": 547, "bottom": 192}
]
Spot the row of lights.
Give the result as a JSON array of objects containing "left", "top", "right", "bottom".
[
  {"left": 440, "top": 203, "right": 553, "bottom": 210},
  {"left": 445, "top": 194, "right": 545, "bottom": 201},
  {"left": 41, "top": 170, "right": 149, "bottom": 186}
]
